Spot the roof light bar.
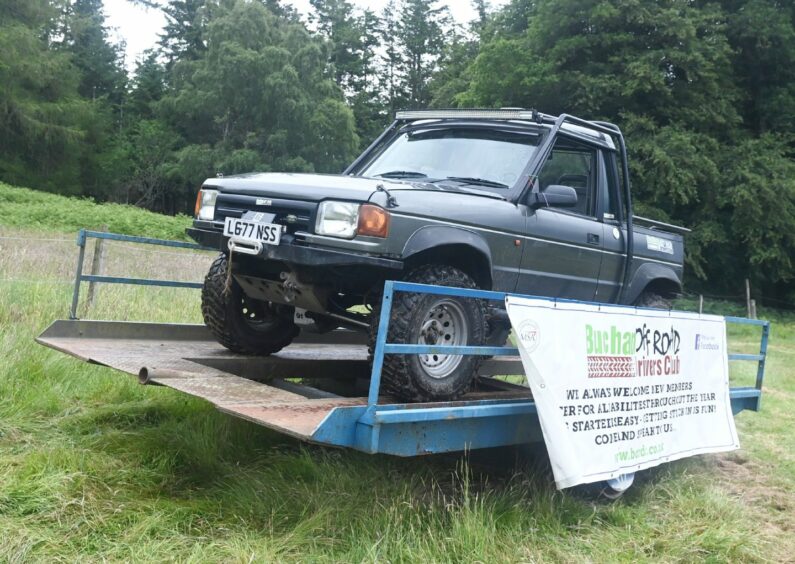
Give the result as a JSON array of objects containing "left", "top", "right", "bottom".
[{"left": 395, "top": 109, "right": 546, "bottom": 121}]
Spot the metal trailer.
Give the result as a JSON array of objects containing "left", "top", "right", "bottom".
[{"left": 41, "top": 229, "right": 771, "bottom": 459}]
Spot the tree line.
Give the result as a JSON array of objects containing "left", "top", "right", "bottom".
[{"left": 1, "top": 0, "right": 794, "bottom": 302}]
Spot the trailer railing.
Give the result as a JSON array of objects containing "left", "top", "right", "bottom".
[
  {"left": 368, "top": 281, "right": 771, "bottom": 411},
  {"left": 69, "top": 228, "right": 212, "bottom": 319},
  {"left": 66, "top": 232, "right": 771, "bottom": 414}
]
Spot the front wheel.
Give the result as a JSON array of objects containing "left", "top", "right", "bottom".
[
  {"left": 374, "top": 265, "right": 486, "bottom": 402},
  {"left": 201, "top": 254, "right": 299, "bottom": 355}
]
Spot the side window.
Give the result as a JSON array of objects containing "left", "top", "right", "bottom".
[{"left": 537, "top": 142, "right": 595, "bottom": 217}]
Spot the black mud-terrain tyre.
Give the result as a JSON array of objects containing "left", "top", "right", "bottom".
[
  {"left": 201, "top": 254, "right": 299, "bottom": 355},
  {"left": 486, "top": 315, "right": 512, "bottom": 348},
  {"left": 634, "top": 290, "right": 672, "bottom": 310},
  {"left": 375, "top": 265, "right": 486, "bottom": 402}
]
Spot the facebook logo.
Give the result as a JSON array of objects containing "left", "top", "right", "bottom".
[{"left": 695, "top": 334, "right": 719, "bottom": 351}]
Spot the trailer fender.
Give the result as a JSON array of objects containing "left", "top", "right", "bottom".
[{"left": 624, "top": 263, "right": 682, "bottom": 304}]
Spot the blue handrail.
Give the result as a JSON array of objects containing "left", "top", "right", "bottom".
[
  {"left": 69, "top": 228, "right": 213, "bottom": 319},
  {"left": 368, "top": 280, "right": 771, "bottom": 408}
]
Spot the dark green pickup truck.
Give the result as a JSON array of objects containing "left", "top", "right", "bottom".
[{"left": 188, "top": 109, "right": 688, "bottom": 402}]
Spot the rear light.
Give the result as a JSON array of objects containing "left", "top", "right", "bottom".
[{"left": 357, "top": 204, "right": 390, "bottom": 238}]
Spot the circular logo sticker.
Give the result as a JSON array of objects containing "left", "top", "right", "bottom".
[
  {"left": 517, "top": 319, "right": 541, "bottom": 353},
  {"left": 612, "top": 227, "right": 621, "bottom": 239}
]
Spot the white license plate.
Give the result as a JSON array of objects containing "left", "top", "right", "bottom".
[{"left": 224, "top": 217, "right": 282, "bottom": 245}]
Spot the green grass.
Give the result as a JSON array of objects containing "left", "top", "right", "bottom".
[
  {"left": 1, "top": 188, "right": 794, "bottom": 561},
  {"left": 0, "top": 182, "right": 192, "bottom": 241}
]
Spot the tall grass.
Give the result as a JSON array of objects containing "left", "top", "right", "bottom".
[
  {"left": 0, "top": 189, "right": 793, "bottom": 561},
  {"left": 0, "top": 183, "right": 191, "bottom": 241}
]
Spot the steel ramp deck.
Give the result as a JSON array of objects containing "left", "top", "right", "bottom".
[{"left": 37, "top": 320, "right": 532, "bottom": 444}]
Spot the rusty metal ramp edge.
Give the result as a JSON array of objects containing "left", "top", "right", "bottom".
[{"left": 36, "top": 319, "right": 371, "bottom": 440}]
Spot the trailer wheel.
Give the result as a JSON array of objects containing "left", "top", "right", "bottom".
[
  {"left": 602, "top": 472, "right": 636, "bottom": 499},
  {"left": 374, "top": 265, "right": 486, "bottom": 402},
  {"left": 575, "top": 472, "right": 636, "bottom": 501},
  {"left": 201, "top": 254, "right": 298, "bottom": 355}
]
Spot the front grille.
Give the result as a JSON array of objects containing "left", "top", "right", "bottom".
[{"left": 215, "top": 193, "right": 316, "bottom": 235}]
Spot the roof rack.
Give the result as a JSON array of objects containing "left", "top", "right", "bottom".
[{"left": 394, "top": 109, "right": 620, "bottom": 144}]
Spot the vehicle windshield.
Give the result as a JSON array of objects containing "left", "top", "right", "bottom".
[{"left": 360, "top": 127, "right": 540, "bottom": 191}]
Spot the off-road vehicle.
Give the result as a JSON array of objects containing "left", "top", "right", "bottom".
[{"left": 188, "top": 109, "right": 688, "bottom": 402}]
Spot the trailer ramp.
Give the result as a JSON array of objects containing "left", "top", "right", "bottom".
[{"left": 37, "top": 320, "right": 531, "bottom": 445}]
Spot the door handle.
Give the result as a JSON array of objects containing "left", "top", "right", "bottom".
[{"left": 587, "top": 233, "right": 600, "bottom": 245}]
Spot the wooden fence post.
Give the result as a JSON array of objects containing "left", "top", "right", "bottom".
[
  {"left": 699, "top": 294, "right": 703, "bottom": 314},
  {"left": 85, "top": 225, "right": 107, "bottom": 311},
  {"left": 745, "top": 279, "right": 752, "bottom": 319}
]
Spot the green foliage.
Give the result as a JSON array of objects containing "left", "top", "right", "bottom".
[
  {"left": 453, "top": 0, "right": 795, "bottom": 299},
  {"left": 721, "top": 135, "right": 795, "bottom": 282},
  {"left": 57, "top": 0, "right": 127, "bottom": 106},
  {"left": 395, "top": 0, "right": 451, "bottom": 108},
  {"left": 158, "top": 0, "right": 359, "bottom": 184},
  {"left": 159, "top": 0, "right": 208, "bottom": 64},
  {"left": 0, "top": 183, "right": 191, "bottom": 240},
  {"left": 127, "top": 51, "right": 166, "bottom": 120},
  {"left": 310, "top": 1, "right": 386, "bottom": 145},
  {"left": 0, "top": 0, "right": 92, "bottom": 194}
]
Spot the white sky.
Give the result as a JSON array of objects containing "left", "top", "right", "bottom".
[{"left": 105, "top": 0, "right": 505, "bottom": 70}]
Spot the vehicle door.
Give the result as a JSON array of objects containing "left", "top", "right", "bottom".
[{"left": 516, "top": 138, "right": 604, "bottom": 301}]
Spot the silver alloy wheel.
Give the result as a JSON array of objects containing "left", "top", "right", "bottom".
[
  {"left": 604, "top": 472, "right": 635, "bottom": 499},
  {"left": 418, "top": 298, "right": 468, "bottom": 379}
]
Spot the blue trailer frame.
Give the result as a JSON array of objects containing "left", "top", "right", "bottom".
[
  {"left": 62, "top": 230, "right": 771, "bottom": 458},
  {"left": 306, "top": 280, "right": 770, "bottom": 456}
]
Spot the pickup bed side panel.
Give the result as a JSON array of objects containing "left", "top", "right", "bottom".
[{"left": 622, "top": 226, "right": 685, "bottom": 304}]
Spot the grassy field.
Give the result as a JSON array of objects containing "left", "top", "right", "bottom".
[{"left": 1, "top": 184, "right": 794, "bottom": 562}]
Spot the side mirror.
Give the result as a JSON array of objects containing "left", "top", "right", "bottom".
[{"left": 530, "top": 184, "right": 578, "bottom": 209}]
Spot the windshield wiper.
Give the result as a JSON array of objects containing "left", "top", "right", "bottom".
[
  {"left": 373, "top": 170, "right": 428, "bottom": 179},
  {"left": 442, "top": 176, "right": 509, "bottom": 189}
]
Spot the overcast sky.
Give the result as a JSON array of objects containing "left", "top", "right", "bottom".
[{"left": 105, "top": 0, "right": 505, "bottom": 70}]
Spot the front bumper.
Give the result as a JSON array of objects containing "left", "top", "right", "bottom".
[{"left": 187, "top": 226, "right": 403, "bottom": 270}]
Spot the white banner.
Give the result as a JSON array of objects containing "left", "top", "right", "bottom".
[{"left": 505, "top": 296, "right": 739, "bottom": 489}]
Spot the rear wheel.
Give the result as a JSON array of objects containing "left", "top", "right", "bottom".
[
  {"left": 486, "top": 315, "right": 512, "bottom": 347},
  {"left": 634, "top": 290, "right": 672, "bottom": 310},
  {"left": 373, "top": 265, "right": 486, "bottom": 402},
  {"left": 201, "top": 254, "right": 299, "bottom": 355}
]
